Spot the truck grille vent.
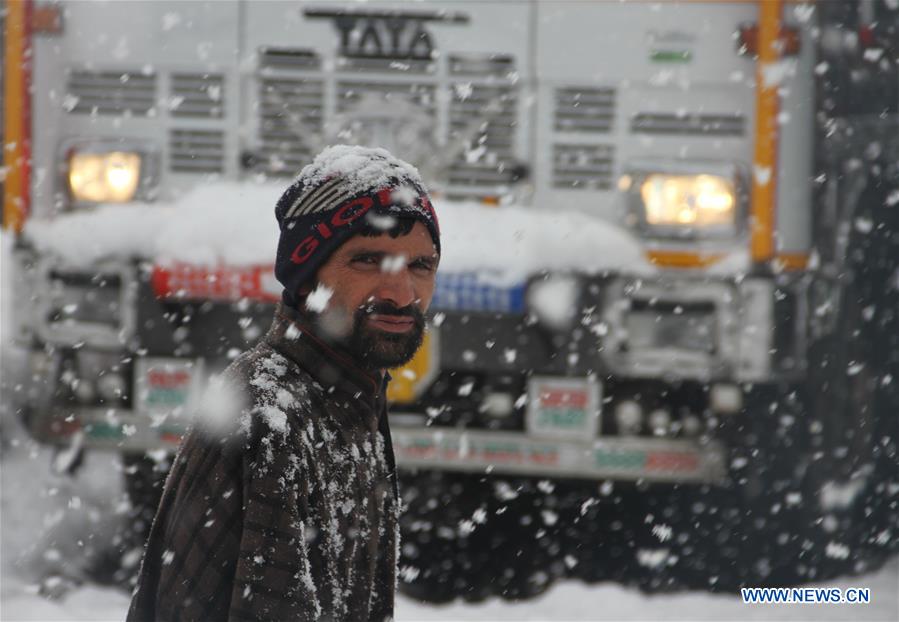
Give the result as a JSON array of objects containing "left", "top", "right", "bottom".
[
  {"left": 259, "top": 47, "right": 321, "bottom": 71},
  {"left": 448, "top": 83, "right": 518, "bottom": 192},
  {"left": 631, "top": 112, "right": 745, "bottom": 136},
  {"left": 337, "top": 56, "right": 435, "bottom": 74},
  {"left": 553, "top": 144, "right": 614, "bottom": 190},
  {"left": 448, "top": 53, "right": 515, "bottom": 78},
  {"left": 336, "top": 81, "right": 436, "bottom": 115},
  {"left": 257, "top": 77, "right": 325, "bottom": 175},
  {"left": 555, "top": 87, "right": 615, "bottom": 133},
  {"left": 169, "top": 129, "right": 225, "bottom": 174},
  {"left": 65, "top": 70, "right": 156, "bottom": 116},
  {"left": 170, "top": 73, "right": 225, "bottom": 118}
]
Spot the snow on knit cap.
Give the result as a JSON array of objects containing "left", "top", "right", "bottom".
[{"left": 274, "top": 145, "right": 441, "bottom": 300}]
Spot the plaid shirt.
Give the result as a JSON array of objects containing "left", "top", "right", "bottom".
[{"left": 128, "top": 304, "right": 399, "bottom": 621}]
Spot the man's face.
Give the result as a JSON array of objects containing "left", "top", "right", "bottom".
[{"left": 313, "top": 221, "right": 439, "bottom": 371}]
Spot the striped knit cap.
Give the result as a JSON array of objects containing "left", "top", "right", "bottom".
[{"left": 274, "top": 145, "right": 440, "bottom": 301}]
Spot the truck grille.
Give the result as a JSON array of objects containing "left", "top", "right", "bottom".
[
  {"left": 170, "top": 73, "right": 225, "bottom": 118},
  {"left": 336, "top": 81, "right": 436, "bottom": 116},
  {"left": 338, "top": 56, "right": 435, "bottom": 74},
  {"left": 552, "top": 144, "right": 614, "bottom": 190},
  {"left": 258, "top": 77, "right": 325, "bottom": 174},
  {"left": 255, "top": 48, "right": 324, "bottom": 175},
  {"left": 65, "top": 70, "right": 156, "bottom": 116},
  {"left": 253, "top": 49, "right": 519, "bottom": 196},
  {"left": 169, "top": 129, "right": 225, "bottom": 173},
  {"left": 554, "top": 87, "right": 616, "bottom": 133},
  {"left": 259, "top": 47, "right": 321, "bottom": 71},
  {"left": 631, "top": 112, "right": 745, "bottom": 136},
  {"left": 447, "top": 56, "right": 518, "bottom": 193},
  {"left": 449, "top": 53, "right": 515, "bottom": 78}
]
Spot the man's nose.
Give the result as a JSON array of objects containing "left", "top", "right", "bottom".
[{"left": 374, "top": 269, "right": 416, "bottom": 309}]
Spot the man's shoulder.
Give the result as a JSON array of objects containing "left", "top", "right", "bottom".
[
  {"left": 224, "top": 342, "right": 319, "bottom": 391},
  {"left": 214, "top": 342, "right": 324, "bottom": 435},
  {"left": 188, "top": 342, "right": 321, "bottom": 444}
]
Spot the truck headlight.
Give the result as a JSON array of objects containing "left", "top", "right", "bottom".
[
  {"left": 622, "top": 160, "right": 745, "bottom": 239},
  {"left": 68, "top": 151, "right": 141, "bottom": 203},
  {"left": 60, "top": 139, "right": 159, "bottom": 206},
  {"left": 641, "top": 174, "right": 735, "bottom": 227}
]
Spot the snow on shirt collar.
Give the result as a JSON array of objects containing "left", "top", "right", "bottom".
[{"left": 264, "top": 302, "right": 388, "bottom": 409}]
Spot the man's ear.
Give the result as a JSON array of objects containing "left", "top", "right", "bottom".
[{"left": 288, "top": 283, "right": 313, "bottom": 310}]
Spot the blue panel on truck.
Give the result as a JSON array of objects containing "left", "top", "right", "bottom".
[{"left": 432, "top": 272, "right": 526, "bottom": 313}]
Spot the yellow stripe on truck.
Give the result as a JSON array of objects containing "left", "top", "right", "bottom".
[
  {"left": 773, "top": 252, "right": 809, "bottom": 272},
  {"left": 750, "top": 0, "right": 782, "bottom": 264},
  {"left": 645, "top": 250, "right": 726, "bottom": 269},
  {"left": 2, "top": 0, "right": 32, "bottom": 233}
]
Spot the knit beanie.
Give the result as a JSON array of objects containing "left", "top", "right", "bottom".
[{"left": 274, "top": 145, "right": 440, "bottom": 303}]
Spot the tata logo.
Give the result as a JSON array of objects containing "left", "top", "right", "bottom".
[{"left": 305, "top": 8, "right": 468, "bottom": 60}]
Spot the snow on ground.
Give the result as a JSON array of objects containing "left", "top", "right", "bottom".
[
  {"left": 21, "top": 179, "right": 657, "bottom": 281},
  {"left": 2, "top": 578, "right": 130, "bottom": 622},
  {"left": 0, "top": 419, "right": 133, "bottom": 622},
  {"left": 1, "top": 413, "right": 896, "bottom": 622},
  {"left": 397, "top": 560, "right": 899, "bottom": 621}
]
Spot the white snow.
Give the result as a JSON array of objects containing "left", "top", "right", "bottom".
[
  {"left": 526, "top": 274, "right": 581, "bottom": 329},
  {"left": 792, "top": 4, "right": 815, "bottom": 23},
  {"left": 438, "top": 200, "right": 652, "bottom": 281},
  {"left": 367, "top": 212, "right": 399, "bottom": 231},
  {"left": 245, "top": 352, "right": 305, "bottom": 441},
  {"left": 761, "top": 59, "right": 798, "bottom": 89},
  {"left": 753, "top": 165, "right": 772, "bottom": 186},
  {"left": 23, "top": 181, "right": 283, "bottom": 267},
  {"left": 820, "top": 477, "right": 869, "bottom": 511},
  {"left": 23, "top": 179, "right": 657, "bottom": 282},
  {"left": 305, "top": 284, "right": 334, "bottom": 312},
  {"left": 294, "top": 144, "right": 425, "bottom": 196},
  {"left": 652, "top": 523, "right": 674, "bottom": 543},
  {"left": 258, "top": 405, "right": 288, "bottom": 435},
  {"left": 0, "top": 388, "right": 133, "bottom": 620},
  {"left": 381, "top": 254, "right": 407, "bottom": 274},
  {"left": 194, "top": 374, "right": 246, "bottom": 436},
  {"left": 395, "top": 562, "right": 899, "bottom": 621}
]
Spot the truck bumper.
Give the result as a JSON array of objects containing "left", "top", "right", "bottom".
[{"left": 392, "top": 425, "right": 727, "bottom": 484}]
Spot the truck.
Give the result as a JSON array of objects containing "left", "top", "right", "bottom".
[{"left": 4, "top": 0, "right": 897, "bottom": 599}]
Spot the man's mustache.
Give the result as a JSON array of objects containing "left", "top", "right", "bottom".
[{"left": 358, "top": 302, "right": 423, "bottom": 321}]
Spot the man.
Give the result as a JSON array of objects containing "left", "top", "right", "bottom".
[{"left": 128, "top": 145, "right": 441, "bottom": 621}]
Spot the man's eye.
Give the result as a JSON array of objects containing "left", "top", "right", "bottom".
[
  {"left": 411, "top": 260, "right": 434, "bottom": 273},
  {"left": 352, "top": 254, "right": 380, "bottom": 265}
]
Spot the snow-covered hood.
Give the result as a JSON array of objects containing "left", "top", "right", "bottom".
[{"left": 23, "top": 180, "right": 656, "bottom": 282}]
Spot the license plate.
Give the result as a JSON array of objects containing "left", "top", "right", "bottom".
[
  {"left": 134, "top": 357, "right": 204, "bottom": 417},
  {"left": 526, "top": 376, "right": 601, "bottom": 440}
]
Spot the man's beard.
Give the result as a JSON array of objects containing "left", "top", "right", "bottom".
[{"left": 348, "top": 302, "right": 426, "bottom": 370}]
